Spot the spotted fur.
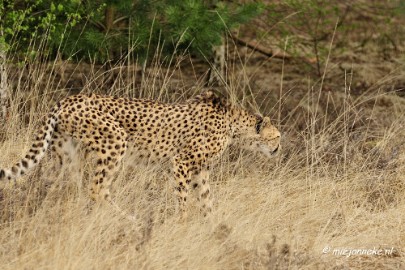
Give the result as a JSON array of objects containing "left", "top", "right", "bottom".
[{"left": 0, "top": 91, "right": 280, "bottom": 216}]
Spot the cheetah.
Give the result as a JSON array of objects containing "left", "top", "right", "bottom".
[{"left": 0, "top": 91, "right": 280, "bottom": 217}]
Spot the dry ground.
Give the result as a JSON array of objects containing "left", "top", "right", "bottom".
[
  {"left": 1, "top": 44, "right": 405, "bottom": 269},
  {"left": 1, "top": 94, "right": 405, "bottom": 269}
]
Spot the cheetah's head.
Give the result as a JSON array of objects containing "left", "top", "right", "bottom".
[{"left": 241, "top": 116, "right": 281, "bottom": 158}]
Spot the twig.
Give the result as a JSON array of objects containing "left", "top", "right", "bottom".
[{"left": 230, "top": 34, "right": 315, "bottom": 66}]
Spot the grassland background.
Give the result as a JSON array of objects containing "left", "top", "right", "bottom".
[{"left": 1, "top": 2, "right": 405, "bottom": 269}]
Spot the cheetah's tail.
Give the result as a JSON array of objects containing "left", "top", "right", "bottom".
[{"left": 0, "top": 103, "right": 61, "bottom": 181}]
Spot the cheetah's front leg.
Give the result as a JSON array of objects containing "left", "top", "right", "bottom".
[
  {"left": 192, "top": 169, "right": 212, "bottom": 216},
  {"left": 172, "top": 157, "right": 191, "bottom": 220}
]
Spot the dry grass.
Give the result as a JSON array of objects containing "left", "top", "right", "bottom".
[{"left": 1, "top": 52, "right": 405, "bottom": 270}]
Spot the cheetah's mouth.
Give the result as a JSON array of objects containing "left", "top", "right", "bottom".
[{"left": 259, "top": 144, "right": 280, "bottom": 158}]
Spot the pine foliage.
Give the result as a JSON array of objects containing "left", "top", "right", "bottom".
[{"left": 1, "top": 0, "right": 263, "bottom": 63}]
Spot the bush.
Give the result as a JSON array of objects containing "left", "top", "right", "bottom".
[{"left": 0, "top": 0, "right": 263, "bottom": 63}]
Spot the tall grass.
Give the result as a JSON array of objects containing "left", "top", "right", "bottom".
[{"left": 0, "top": 34, "right": 404, "bottom": 269}]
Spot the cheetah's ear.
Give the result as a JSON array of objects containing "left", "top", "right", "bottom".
[
  {"left": 263, "top": 116, "right": 271, "bottom": 125},
  {"left": 192, "top": 91, "right": 215, "bottom": 102},
  {"left": 204, "top": 90, "right": 215, "bottom": 99},
  {"left": 203, "top": 90, "right": 223, "bottom": 104}
]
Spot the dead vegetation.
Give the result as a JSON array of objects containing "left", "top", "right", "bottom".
[{"left": 0, "top": 51, "right": 404, "bottom": 269}]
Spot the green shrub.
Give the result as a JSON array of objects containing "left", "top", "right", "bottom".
[{"left": 1, "top": 0, "right": 263, "bottom": 63}]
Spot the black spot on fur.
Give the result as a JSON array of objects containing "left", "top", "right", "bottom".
[
  {"left": 201, "top": 189, "right": 210, "bottom": 199},
  {"left": 11, "top": 166, "right": 18, "bottom": 174},
  {"left": 22, "top": 160, "right": 28, "bottom": 168}
]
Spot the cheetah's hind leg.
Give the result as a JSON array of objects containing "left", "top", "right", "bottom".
[
  {"left": 84, "top": 148, "right": 137, "bottom": 222},
  {"left": 47, "top": 134, "right": 80, "bottom": 181},
  {"left": 76, "top": 116, "right": 136, "bottom": 221}
]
